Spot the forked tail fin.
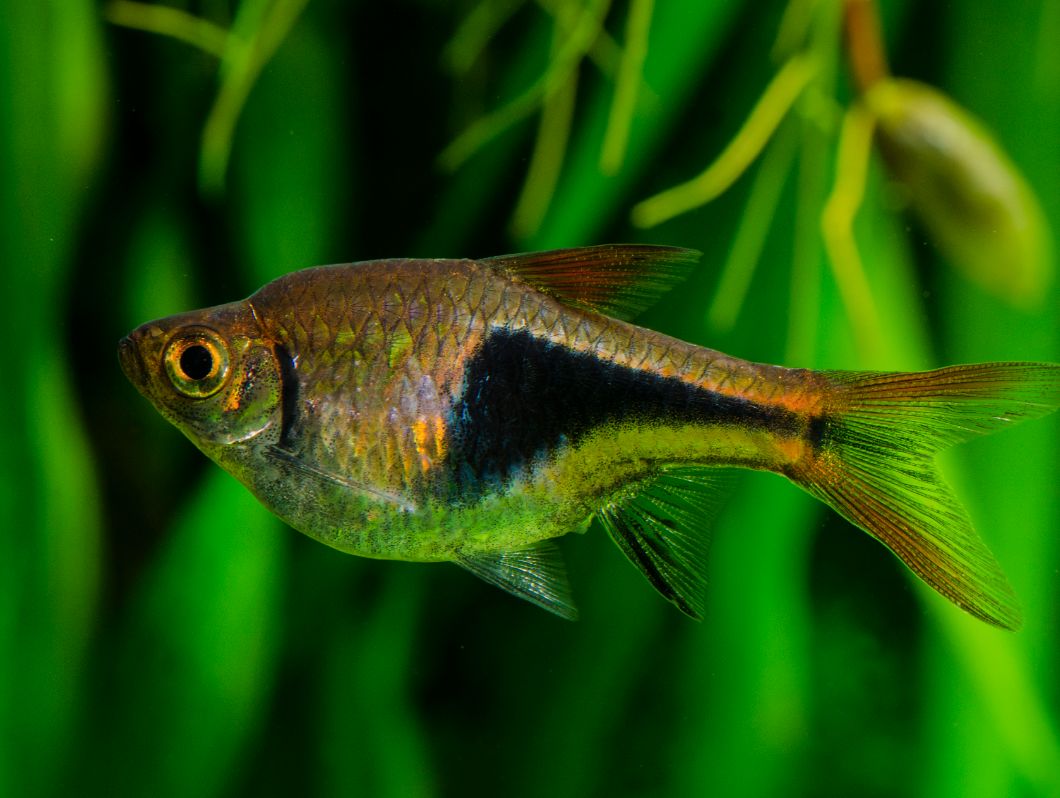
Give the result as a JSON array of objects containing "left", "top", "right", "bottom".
[{"left": 796, "top": 362, "right": 1060, "bottom": 629}]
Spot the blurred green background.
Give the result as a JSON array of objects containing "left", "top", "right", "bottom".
[{"left": 3, "top": 0, "right": 1059, "bottom": 796}]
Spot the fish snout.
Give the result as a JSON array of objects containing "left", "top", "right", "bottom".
[{"left": 118, "top": 334, "right": 146, "bottom": 388}]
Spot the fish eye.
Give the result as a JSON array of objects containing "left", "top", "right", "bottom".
[{"left": 163, "top": 328, "right": 231, "bottom": 398}]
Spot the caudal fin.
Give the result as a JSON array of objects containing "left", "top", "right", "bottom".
[{"left": 797, "top": 362, "right": 1060, "bottom": 629}]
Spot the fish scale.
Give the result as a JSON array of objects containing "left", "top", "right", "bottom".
[{"left": 119, "top": 244, "right": 1060, "bottom": 626}]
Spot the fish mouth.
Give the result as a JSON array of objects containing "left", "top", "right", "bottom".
[{"left": 117, "top": 334, "right": 147, "bottom": 389}]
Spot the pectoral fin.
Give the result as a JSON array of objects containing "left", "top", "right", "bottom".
[
  {"left": 455, "top": 541, "right": 578, "bottom": 620},
  {"left": 265, "top": 445, "right": 415, "bottom": 511},
  {"left": 597, "top": 467, "right": 727, "bottom": 620}
]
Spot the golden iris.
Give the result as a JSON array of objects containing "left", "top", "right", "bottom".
[{"left": 163, "top": 328, "right": 230, "bottom": 398}]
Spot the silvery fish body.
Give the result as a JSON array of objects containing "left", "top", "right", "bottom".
[{"left": 120, "top": 245, "right": 1060, "bottom": 625}]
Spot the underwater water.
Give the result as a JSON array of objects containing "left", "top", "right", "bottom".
[{"left": 3, "top": 0, "right": 1059, "bottom": 796}]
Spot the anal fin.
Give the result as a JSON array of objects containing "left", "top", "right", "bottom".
[
  {"left": 597, "top": 467, "right": 728, "bottom": 620},
  {"left": 455, "top": 541, "right": 579, "bottom": 620}
]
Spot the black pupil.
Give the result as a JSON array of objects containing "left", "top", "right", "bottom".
[{"left": 180, "top": 344, "right": 214, "bottom": 381}]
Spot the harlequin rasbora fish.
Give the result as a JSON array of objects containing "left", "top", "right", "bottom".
[{"left": 119, "top": 245, "right": 1060, "bottom": 628}]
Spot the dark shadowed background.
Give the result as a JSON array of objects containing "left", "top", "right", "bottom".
[{"left": 2, "top": 1, "right": 1058, "bottom": 796}]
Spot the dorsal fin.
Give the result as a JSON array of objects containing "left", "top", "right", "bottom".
[{"left": 481, "top": 244, "right": 701, "bottom": 320}]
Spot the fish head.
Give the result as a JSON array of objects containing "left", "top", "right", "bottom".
[{"left": 119, "top": 300, "right": 283, "bottom": 458}]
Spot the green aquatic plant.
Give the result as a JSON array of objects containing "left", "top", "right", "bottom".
[
  {"left": 106, "top": 0, "right": 311, "bottom": 193},
  {"left": 632, "top": 0, "right": 1053, "bottom": 359}
]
